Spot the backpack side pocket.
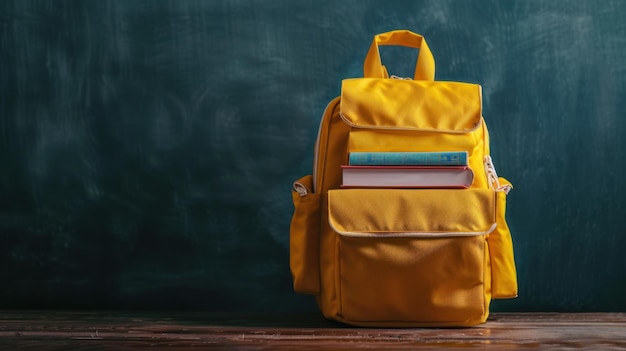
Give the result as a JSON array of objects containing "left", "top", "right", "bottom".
[
  {"left": 488, "top": 178, "right": 518, "bottom": 299},
  {"left": 290, "top": 175, "right": 321, "bottom": 294}
]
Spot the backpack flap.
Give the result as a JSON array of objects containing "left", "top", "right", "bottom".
[
  {"left": 340, "top": 79, "right": 482, "bottom": 133},
  {"left": 328, "top": 188, "right": 496, "bottom": 236}
]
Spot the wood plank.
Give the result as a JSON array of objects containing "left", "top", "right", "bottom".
[{"left": 0, "top": 311, "right": 625, "bottom": 350}]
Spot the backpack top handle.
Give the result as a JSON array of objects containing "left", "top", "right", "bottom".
[{"left": 363, "top": 30, "right": 436, "bottom": 81}]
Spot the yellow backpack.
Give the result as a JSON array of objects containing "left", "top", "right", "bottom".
[{"left": 290, "top": 30, "right": 517, "bottom": 327}]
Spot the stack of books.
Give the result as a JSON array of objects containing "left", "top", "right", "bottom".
[{"left": 341, "top": 151, "right": 473, "bottom": 188}]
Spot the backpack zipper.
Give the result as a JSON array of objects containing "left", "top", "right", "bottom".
[
  {"left": 331, "top": 223, "right": 497, "bottom": 238},
  {"left": 484, "top": 155, "right": 512, "bottom": 194}
]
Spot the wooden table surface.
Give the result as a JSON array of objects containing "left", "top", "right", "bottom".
[{"left": 0, "top": 311, "right": 625, "bottom": 350}]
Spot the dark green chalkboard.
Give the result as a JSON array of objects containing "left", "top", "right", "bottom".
[{"left": 1, "top": 0, "right": 625, "bottom": 312}]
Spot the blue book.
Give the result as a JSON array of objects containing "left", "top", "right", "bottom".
[{"left": 349, "top": 151, "right": 468, "bottom": 166}]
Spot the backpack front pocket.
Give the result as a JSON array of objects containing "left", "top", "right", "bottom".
[{"left": 327, "top": 188, "right": 496, "bottom": 326}]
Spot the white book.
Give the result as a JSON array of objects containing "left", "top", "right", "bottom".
[{"left": 341, "top": 166, "right": 474, "bottom": 188}]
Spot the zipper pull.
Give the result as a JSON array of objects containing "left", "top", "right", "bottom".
[
  {"left": 390, "top": 75, "right": 412, "bottom": 80},
  {"left": 484, "top": 156, "right": 512, "bottom": 194},
  {"left": 293, "top": 181, "right": 309, "bottom": 197}
]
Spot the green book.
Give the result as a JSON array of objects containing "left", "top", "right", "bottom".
[{"left": 348, "top": 151, "right": 468, "bottom": 166}]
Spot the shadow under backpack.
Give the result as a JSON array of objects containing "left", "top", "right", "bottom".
[{"left": 289, "top": 30, "right": 518, "bottom": 327}]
